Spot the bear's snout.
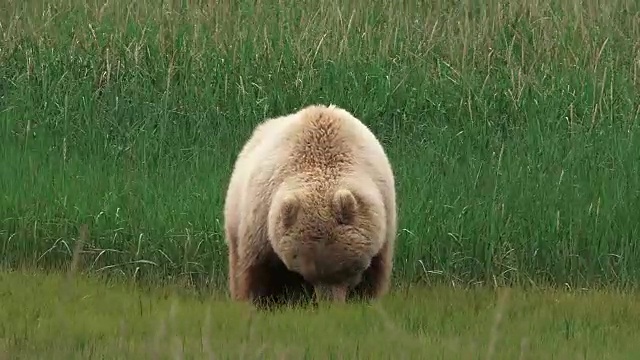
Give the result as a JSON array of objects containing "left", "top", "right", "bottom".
[
  {"left": 297, "top": 257, "right": 319, "bottom": 282},
  {"left": 297, "top": 255, "right": 370, "bottom": 286}
]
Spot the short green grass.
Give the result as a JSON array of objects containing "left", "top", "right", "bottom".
[{"left": 2, "top": 270, "right": 640, "bottom": 359}]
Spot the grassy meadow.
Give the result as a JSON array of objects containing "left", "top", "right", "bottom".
[
  {"left": 1, "top": 0, "right": 640, "bottom": 357},
  {"left": 2, "top": 270, "right": 640, "bottom": 358}
]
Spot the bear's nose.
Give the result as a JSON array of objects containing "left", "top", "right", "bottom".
[{"left": 299, "top": 258, "right": 318, "bottom": 282}]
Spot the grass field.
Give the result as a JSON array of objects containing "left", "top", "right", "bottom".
[
  {"left": 2, "top": 270, "right": 640, "bottom": 358},
  {"left": 1, "top": 0, "right": 640, "bottom": 357}
]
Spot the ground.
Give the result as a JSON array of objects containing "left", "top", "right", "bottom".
[{"left": 1, "top": 270, "right": 639, "bottom": 359}]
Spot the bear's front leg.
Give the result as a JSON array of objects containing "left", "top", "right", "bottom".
[
  {"left": 348, "top": 240, "right": 393, "bottom": 302},
  {"left": 236, "top": 255, "right": 315, "bottom": 310},
  {"left": 236, "top": 260, "right": 280, "bottom": 309}
]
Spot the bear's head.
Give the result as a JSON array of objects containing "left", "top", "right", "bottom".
[{"left": 268, "top": 182, "right": 386, "bottom": 298}]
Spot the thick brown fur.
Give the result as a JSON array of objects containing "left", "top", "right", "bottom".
[{"left": 223, "top": 104, "right": 397, "bottom": 309}]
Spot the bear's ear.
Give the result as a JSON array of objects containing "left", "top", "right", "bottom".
[
  {"left": 333, "top": 189, "right": 358, "bottom": 225},
  {"left": 280, "top": 194, "right": 300, "bottom": 228}
]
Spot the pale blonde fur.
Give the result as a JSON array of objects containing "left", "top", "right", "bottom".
[{"left": 224, "top": 104, "right": 397, "bottom": 306}]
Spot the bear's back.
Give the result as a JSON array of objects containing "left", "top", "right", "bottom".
[
  {"left": 227, "top": 104, "right": 394, "bottom": 230},
  {"left": 282, "top": 105, "right": 393, "bottom": 191},
  {"left": 234, "top": 104, "right": 388, "bottom": 178}
]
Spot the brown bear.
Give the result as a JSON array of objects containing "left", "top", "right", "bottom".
[{"left": 223, "top": 104, "right": 397, "bottom": 308}]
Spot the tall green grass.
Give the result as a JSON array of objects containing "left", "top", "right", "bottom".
[{"left": 1, "top": 0, "right": 639, "bottom": 289}]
